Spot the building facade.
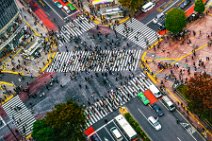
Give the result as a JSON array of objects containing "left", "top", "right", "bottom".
[{"left": 0, "top": 0, "right": 24, "bottom": 59}]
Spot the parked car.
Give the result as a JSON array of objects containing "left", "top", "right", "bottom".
[
  {"left": 90, "top": 134, "right": 101, "bottom": 141},
  {"left": 157, "top": 20, "right": 166, "bottom": 30},
  {"left": 141, "top": 2, "right": 155, "bottom": 12},
  {"left": 147, "top": 116, "right": 162, "bottom": 131},
  {"left": 137, "top": 92, "right": 150, "bottom": 105},
  {"left": 153, "top": 13, "right": 165, "bottom": 24},
  {"left": 151, "top": 104, "right": 164, "bottom": 117},
  {"left": 179, "top": 0, "right": 191, "bottom": 9},
  {"left": 54, "top": 1, "right": 62, "bottom": 9},
  {"left": 161, "top": 96, "right": 176, "bottom": 111},
  {"left": 110, "top": 127, "right": 123, "bottom": 141}
]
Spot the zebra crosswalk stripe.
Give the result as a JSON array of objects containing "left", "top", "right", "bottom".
[
  {"left": 84, "top": 72, "right": 159, "bottom": 127},
  {"left": 46, "top": 50, "right": 141, "bottom": 72},
  {"left": 115, "top": 18, "right": 158, "bottom": 49}
]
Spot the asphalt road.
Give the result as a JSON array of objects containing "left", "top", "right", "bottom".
[
  {"left": 34, "top": 0, "right": 65, "bottom": 28},
  {"left": 126, "top": 98, "right": 205, "bottom": 141},
  {"left": 138, "top": 0, "right": 195, "bottom": 31},
  {"left": 0, "top": 73, "right": 34, "bottom": 87}
]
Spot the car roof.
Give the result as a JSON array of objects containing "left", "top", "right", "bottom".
[
  {"left": 156, "top": 13, "right": 164, "bottom": 18},
  {"left": 148, "top": 116, "right": 157, "bottom": 123},
  {"left": 112, "top": 128, "right": 122, "bottom": 138}
]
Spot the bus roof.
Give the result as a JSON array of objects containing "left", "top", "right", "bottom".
[{"left": 115, "top": 114, "right": 137, "bottom": 139}]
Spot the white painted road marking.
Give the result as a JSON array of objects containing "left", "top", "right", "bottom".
[
  {"left": 146, "top": 0, "right": 181, "bottom": 26},
  {"left": 138, "top": 108, "right": 147, "bottom": 119}
]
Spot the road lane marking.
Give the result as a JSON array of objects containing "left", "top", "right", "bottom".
[
  {"left": 87, "top": 119, "right": 114, "bottom": 137},
  {"left": 112, "top": 120, "right": 128, "bottom": 141},
  {"left": 177, "top": 137, "right": 182, "bottom": 141},
  {"left": 104, "top": 127, "right": 116, "bottom": 141},
  {"left": 42, "top": 0, "right": 64, "bottom": 20},
  {"left": 163, "top": 0, "right": 180, "bottom": 13},
  {"left": 147, "top": 0, "right": 180, "bottom": 26},
  {"left": 96, "top": 133, "right": 103, "bottom": 141},
  {"left": 138, "top": 108, "right": 147, "bottom": 119}
]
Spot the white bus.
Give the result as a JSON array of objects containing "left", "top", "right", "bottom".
[{"left": 114, "top": 114, "right": 138, "bottom": 140}]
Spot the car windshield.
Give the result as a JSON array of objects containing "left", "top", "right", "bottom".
[{"left": 153, "top": 121, "right": 160, "bottom": 126}]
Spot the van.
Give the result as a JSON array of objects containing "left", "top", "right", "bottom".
[
  {"left": 141, "top": 2, "right": 155, "bottom": 12},
  {"left": 161, "top": 96, "right": 176, "bottom": 111},
  {"left": 149, "top": 84, "right": 162, "bottom": 98},
  {"left": 63, "top": 6, "right": 71, "bottom": 14}
]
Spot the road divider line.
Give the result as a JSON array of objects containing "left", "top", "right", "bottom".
[
  {"left": 163, "top": 0, "right": 180, "bottom": 13},
  {"left": 138, "top": 108, "right": 147, "bottom": 120},
  {"left": 104, "top": 127, "right": 116, "bottom": 141},
  {"left": 88, "top": 119, "right": 114, "bottom": 137}
]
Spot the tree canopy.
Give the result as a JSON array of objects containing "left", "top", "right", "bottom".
[
  {"left": 119, "top": 0, "right": 144, "bottom": 14},
  {"left": 32, "top": 100, "right": 86, "bottom": 141},
  {"left": 32, "top": 120, "right": 54, "bottom": 141},
  {"left": 185, "top": 73, "right": 212, "bottom": 123},
  {"left": 194, "top": 0, "right": 205, "bottom": 13},
  {"left": 165, "top": 8, "right": 186, "bottom": 34}
]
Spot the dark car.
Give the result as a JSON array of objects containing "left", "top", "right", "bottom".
[
  {"left": 90, "top": 134, "right": 101, "bottom": 141},
  {"left": 152, "top": 104, "right": 164, "bottom": 117},
  {"left": 62, "top": 0, "right": 68, "bottom": 3},
  {"left": 158, "top": 20, "right": 166, "bottom": 30},
  {"left": 179, "top": 0, "right": 191, "bottom": 9}
]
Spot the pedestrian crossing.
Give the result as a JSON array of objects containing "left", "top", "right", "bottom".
[
  {"left": 115, "top": 18, "right": 159, "bottom": 49},
  {"left": 84, "top": 72, "right": 153, "bottom": 127},
  {"left": 59, "top": 15, "right": 95, "bottom": 43},
  {"left": 46, "top": 50, "right": 142, "bottom": 72},
  {"left": 2, "top": 96, "right": 36, "bottom": 136}
]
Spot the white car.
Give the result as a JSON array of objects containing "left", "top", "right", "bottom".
[
  {"left": 153, "top": 13, "right": 165, "bottom": 24},
  {"left": 147, "top": 116, "right": 162, "bottom": 131},
  {"left": 149, "top": 84, "right": 162, "bottom": 98},
  {"left": 110, "top": 127, "right": 123, "bottom": 141}
]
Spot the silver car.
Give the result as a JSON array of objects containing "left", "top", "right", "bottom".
[{"left": 147, "top": 116, "right": 162, "bottom": 131}]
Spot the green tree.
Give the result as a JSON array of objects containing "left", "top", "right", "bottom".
[
  {"left": 32, "top": 120, "right": 55, "bottom": 141},
  {"left": 165, "top": 8, "right": 186, "bottom": 34},
  {"left": 194, "top": 0, "right": 205, "bottom": 13},
  {"left": 185, "top": 72, "right": 212, "bottom": 123},
  {"left": 45, "top": 100, "right": 86, "bottom": 141},
  {"left": 32, "top": 100, "right": 86, "bottom": 141},
  {"left": 119, "top": 0, "right": 144, "bottom": 14}
]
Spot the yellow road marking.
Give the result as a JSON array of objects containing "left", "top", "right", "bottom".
[
  {"left": 1, "top": 95, "right": 14, "bottom": 105},
  {"left": 177, "top": 0, "right": 185, "bottom": 6},
  {"left": 0, "top": 81, "right": 15, "bottom": 87},
  {"left": 12, "top": 47, "right": 22, "bottom": 58},
  {"left": 146, "top": 72, "right": 157, "bottom": 84},
  {"left": 1, "top": 70, "right": 23, "bottom": 76},
  {"left": 26, "top": 133, "right": 32, "bottom": 139},
  {"left": 177, "top": 44, "right": 207, "bottom": 61},
  {"left": 155, "top": 68, "right": 164, "bottom": 76},
  {"left": 155, "top": 57, "right": 177, "bottom": 61},
  {"left": 40, "top": 52, "right": 56, "bottom": 73},
  {"left": 22, "top": 19, "right": 41, "bottom": 37}
]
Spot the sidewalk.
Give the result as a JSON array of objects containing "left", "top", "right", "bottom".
[
  {"left": 141, "top": 8, "right": 212, "bottom": 140},
  {"left": 16, "top": 0, "right": 49, "bottom": 36},
  {"left": 0, "top": 0, "right": 58, "bottom": 77}
]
